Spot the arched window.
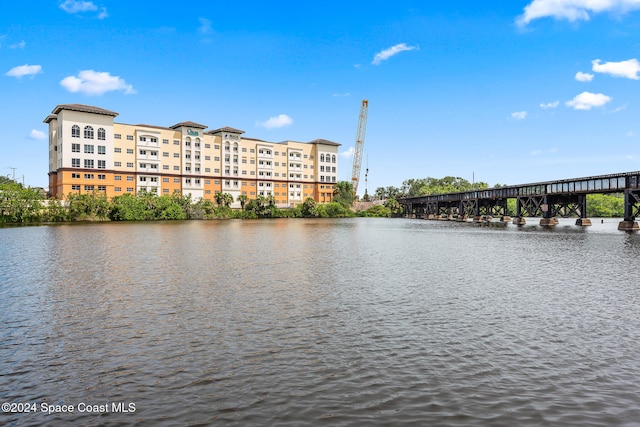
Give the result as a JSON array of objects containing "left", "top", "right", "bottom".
[
  {"left": 84, "top": 126, "right": 94, "bottom": 139},
  {"left": 320, "top": 154, "right": 325, "bottom": 162},
  {"left": 72, "top": 125, "right": 80, "bottom": 138},
  {"left": 97, "top": 128, "right": 106, "bottom": 141},
  {"left": 332, "top": 155, "right": 336, "bottom": 163}
]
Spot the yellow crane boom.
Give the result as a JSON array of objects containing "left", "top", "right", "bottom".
[{"left": 351, "top": 100, "right": 368, "bottom": 196}]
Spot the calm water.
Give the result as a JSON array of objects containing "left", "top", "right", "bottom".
[{"left": 1, "top": 218, "right": 640, "bottom": 426}]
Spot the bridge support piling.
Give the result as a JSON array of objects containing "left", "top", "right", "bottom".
[{"left": 618, "top": 191, "right": 640, "bottom": 231}]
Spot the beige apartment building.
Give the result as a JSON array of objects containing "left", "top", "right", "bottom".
[{"left": 44, "top": 104, "right": 340, "bottom": 207}]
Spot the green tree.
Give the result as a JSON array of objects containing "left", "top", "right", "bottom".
[
  {"left": 300, "top": 197, "right": 318, "bottom": 217},
  {"left": 109, "top": 193, "right": 149, "bottom": 221},
  {"left": 237, "top": 194, "right": 249, "bottom": 210},
  {"left": 66, "top": 192, "right": 110, "bottom": 221},
  {"left": 384, "top": 198, "right": 404, "bottom": 217},
  {"left": 0, "top": 182, "right": 43, "bottom": 223},
  {"left": 215, "top": 192, "right": 233, "bottom": 208},
  {"left": 586, "top": 194, "right": 624, "bottom": 217},
  {"left": 333, "top": 181, "right": 355, "bottom": 208}
]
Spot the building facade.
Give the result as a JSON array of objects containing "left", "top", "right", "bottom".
[{"left": 45, "top": 104, "right": 340, "bottom": 207}]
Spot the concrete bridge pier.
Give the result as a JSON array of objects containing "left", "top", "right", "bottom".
[
  {"left": 539, "top": 217, "right": 559, "bottom": 226},
  {"left": 512, "top": 216, "right": 526, "bottom": 225},
  {"left": 618, "top": 191, "right": 640, "bottom": 231}
]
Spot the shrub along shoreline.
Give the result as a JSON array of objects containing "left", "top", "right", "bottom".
[{"left": 0, "top": 183, "right": 400, "bottom": 224}]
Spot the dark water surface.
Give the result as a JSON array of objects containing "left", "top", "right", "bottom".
[{"left": 1, "top": 218, "right": 640, "bottom": 426}]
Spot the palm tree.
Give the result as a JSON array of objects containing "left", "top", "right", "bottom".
[{"left": 237, "top": 194, "right": 249, "bottom": 210}]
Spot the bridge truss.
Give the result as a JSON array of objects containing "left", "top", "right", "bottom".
[{"left": 399, "top": 171, "right": 640, "bottom": 230}]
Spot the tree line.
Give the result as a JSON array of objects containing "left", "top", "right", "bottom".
[{"left": 1, "top": 179, "right": 384, "bottom": 224}]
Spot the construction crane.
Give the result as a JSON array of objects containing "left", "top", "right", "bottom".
[{"left": 351, "top": 99, "right": 368, "bottom": 196}]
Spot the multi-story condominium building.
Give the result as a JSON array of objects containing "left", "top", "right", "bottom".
[{"left": 44, "top": 104, "right": 340, "bottom": 207}]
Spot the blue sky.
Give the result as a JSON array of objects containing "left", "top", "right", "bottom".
[{"left": 2, "top": 1, "right": 640, "bottom": 194}]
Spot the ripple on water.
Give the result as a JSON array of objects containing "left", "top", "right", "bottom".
[{"left": 2, "top": 219, "right": 640, "bottom": 426}]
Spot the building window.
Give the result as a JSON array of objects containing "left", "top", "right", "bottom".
[
  {"left": 127, "top": 162, "right": 134, "bottom": 168},
  {"left": 84, "top": 144, "right": 94, "bottom": 154},
  {"left": 72, "top": 185, "right": 80, "bottom": 190},
  {"left": 84, "top": 126, "right": 94, "bottom": 139},
  {"left": 114, "top": 147, "right": 121, "bottom": 153},
  {"left": 163, "top": 139, "right": 169, "bottom": 144},
  {"left": 174, "top": 178, "right": 180, "bottom": 183},
  {"left": 127, "top": 176, "right": 134, "bottom": 181},
  {"left": 72, "top": 173, "right": 80, "bottom": 178},
  {"left": 163, "top": 188, "right": 169, "bottom": 193},
  {"left": 127, "top": 135, "right": 134, "bottom": 141},
  {"left": 97, "top": 128, "right": 106, "bottom": 141},
  {"left": 127, "top": 148, "right": 134, "bottom": 154},
  {"left": 173, "top": 166, "right": 179, "bottom": 170},
  {"left": 163, "top": 178, "right": 169, "bottom": 182},
  {"left": 72, "top": 125, "right": 80, "bottom": 138},
  {"left": 72, "top": 143, "right": 80, "bottom": 153},
  {"left": 115, "top": 176, "right": 122, "bottom": 181},
  {"left": 97, "top": 185, "right": 106, "bottom": 191},
  {"left": 98, "top": 145, "right": 106, "bottom": 155},
  {"left": 174, "top": 153, "right": 179, "bottom": 158},
  {"left": 126, "top": 187, "right": 134, "bottom": 192},
  {"left": 163, "top": 152, "right": 169, "bottom": 157},
  {"left": 114, "top": 161, "right": 122, "bottom": 167},
  {"left": 174, "top": 140, "right": 180, "bottom": 145},
  {"left": 139, "top": 163, "right": 147, "bottom": 169},
  {"left": 98, "top": 160, "right": 106, "bottom": 169},
  {"left": 332, "top": 155, "right": 336, "bottom": 163},
  {"left": 115, "top": 187, "right": 122, "bottom": 192},
  {"left": 84, "top": 159, "right": 94, "bottom": 168},
  {"left": 205, "top": 143, "right": 211, "bottom": 148},
  {"left": 97, "top": 174, "right": 106, "bottom": 180},
  {"left": 84, "top": 185, "right": 94, "bottom": 191},
  {"left": 84, "top": 173, "right": 94, "bottom": 179},
  {"left": 114, "top": 134, "right": 121, "bottom": 139}
]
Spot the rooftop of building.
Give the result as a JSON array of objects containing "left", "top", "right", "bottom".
[
  {"left": 52, "top": 104, "right": 119, "bottom": 117},
  {"left": 169, "top": 121, "right": 208, "bottom": 130},
  {"left": 205, "top": 126, "right": 245, "bottom": 135}
]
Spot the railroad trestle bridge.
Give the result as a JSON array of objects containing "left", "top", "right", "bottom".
[{"left": 398, "top": 171, "right": 640, "bottom": 231}]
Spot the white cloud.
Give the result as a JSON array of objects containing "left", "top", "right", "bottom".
[
  {"left": 256, "top": 114, "right": 293, "bottom": 129},
  {"left": 332, "top": 92, "right": 351, "bottom": 97},
  {"left": 575, "top": 71, "right": 594, "bottom": 82},
  {"left": 28, "top": 129, "right": 46, "bottom": 140},
  {"left": 59, "top": 0, "right": 98, "bottom": 13},
  {"left": 60, "top": 70, "right": 136, "bottom": 95},
  {"left": 372, "top": 43, "right": 417, "bottom": 65},
  {"left": 530, "top": 149, "right": 543, "bottom": 156},
  {"left": 540, "top": 100, "right": 559, "bottom": 109},
  {"left": 565, "top": 91, "right": 612, "bottom": 110},
  {"left": 517, "top": 0, "right": 640, "bottom": 26},
  {"left": 5, "top": 64, "right": 42, "bottom": 78},
  {"left": 592, "top": 58, "right": 640, "bottom": 80},
  {"left": 198, "top": 18, "right": 212, "bottom": 35},
  {"left": 60, "top": 1, "right": 108, "bottom": 19},
  {"left": 609, "top": 103, "right": 628, "bottom": 113},
  {"left": 511, "top": 111, "right": 527, "bottom": 120},
  {"left": 10, "top": 40, "right": 26, "bottom": 49},
  {"left": 340, "top": 146, "right": 355, "bottom": 159}
]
